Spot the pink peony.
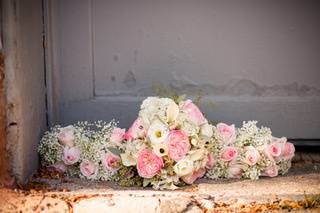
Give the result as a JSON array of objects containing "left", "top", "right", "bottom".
[
  {"left": 266, "top": 142, "right": 282, "bottom": 157},
  {"left": 216, "top": 123, "right": 236, "bottom": 145},
  {"left": 166, "top": 130, "right": 191, "bottom": 161},
  {"left": 244, "top": 146, "right": 260, "bottom": 166},
  {"left": 80, "top": 160, "right": 98, "bottom": 179},
  {"left": 137, "top": 149, "right": 164, "bottom": 178},
  {"left": 110, "top": 128, "right": 125, "bottom": 145},
  {"left": 49, "top": 162, "right": 66, "bottom": 173},
  {"left": 181, "top": 100, "right": 207, "bottom": 125},
  {"left": 282, "top": 142, "right": 295, "bottom": 160},
  {"left": 227, "top": 164, "right": 243, "bottom": 178},
  {"left": 205, "top": 153, "right": 215, "bottom": 169},
  {"left": 102, "top": 152, "right": 121, "bottom": 171},
  {"left": 220, "top": 146, "right": 238, "bottom": 162},
  {"left": 262, "top": 164, "right": 279, "bottom": 177},
  {"left": 182, "top": 168, "right": 206, "bottom": 184},
  {"left": 124, "top": 118, "right": 146, "bottom": 141},
  {"left": 63, "top": 146, "right": 80, "bottom": 165},
  {"left": 57, "top": 126, "right": 75, "bottom": 147}
]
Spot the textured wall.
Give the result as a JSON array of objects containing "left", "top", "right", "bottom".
[
  {"left": 47, "top": 0, "right": 320, "bottom": 138},
  {"left": 3, "top": 0, "right": 47, "bottom": 183}
]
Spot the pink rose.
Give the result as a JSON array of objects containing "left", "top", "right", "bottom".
[
  {"left": 181, "top": 100, "right": 207, "bottom": 125},
  {"left": 244, "top": 146, "right": 260, "bottom": 166},
  {"left": 57, "top": 125, "right": 75, "bottom": 147},
  {"left": 137, "top": 149, "right": 164, "bottom": 178},
  {"left": 110, "top": 128, "right": 125, "bottom": 145},
  {"left": 166, "top": 130, "right": 191, "bottom": 161},
  {"left": 227, "top": 164, "right": 243, "bottom": 178},
  {"left": 220, "top": 146, "right": 238, "bottom": 162},
  {"left": 266, "top": 142, "right": 282, "bottom": 157},
  {"left": 205, "top": 153, "right": 215, "bottom": 169},
  {"left": 262, "top": 164, "right": 279, "bottom": 177},
  {"left": 182, "top": 168, "right": 206, "bottom": 184},
  {"left": 49, "top": 162, "right": 66, "bottom": 173},
  {"left": 124, "top": 118, "right": 146, "bottom": 141},
  {"left": 63, "top": 146, "right": 80, "bottom": 165},
  {"left": 102, "top": 152, "right": 121, "bottom": 171},
  {"left": 282, "top": 142, "right": 295, "bottom": 160},
  {"left": 80, "top": 160, "right": 98, "bottom": 179},
  {"left": 216, "top": 123, "right": 236, "bottom": 145}
]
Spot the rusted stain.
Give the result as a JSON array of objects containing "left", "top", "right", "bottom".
[{"left": 0, "top": 52, "right": 14, "bottom": 187}]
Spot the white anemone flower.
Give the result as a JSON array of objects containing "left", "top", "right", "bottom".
[
  {"left": 153, "top": 143, "right": 169, "bottom": 157},
  {"left": 147, "top": 120, "right": 169, "bottom": 144}
]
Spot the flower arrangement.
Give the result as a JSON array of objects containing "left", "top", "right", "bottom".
[
  {"left": 38, "top": 120, "right": 122, "bottom": 181},
  {"left": 206, "top": 121, "right": 295, "bottom": 180},
  {"left": 117, "top": 97, "right": 214, "bottom": 189},
  {"left": 38, "top": 96, "right": 295, "bottom": 190}
]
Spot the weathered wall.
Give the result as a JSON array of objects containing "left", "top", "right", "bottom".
[
  {"left": 2, "top": 0, "right": 47, "bottom": 183},
  {"left": 47, "top": 0, "right": 320, "bottom": 139}
]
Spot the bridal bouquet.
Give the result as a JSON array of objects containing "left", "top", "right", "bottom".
[
  {"left": 38, "top": 96, "right": 295, "bottom": 190},
  {"left": 38, "top": 120, "right": 122, "bottom": 181},
  {"left": 117, "top": 97, "right": 214, "bottom": 189},
  {"left": 206, "top": 121, "right": 295, "bottom": 180}
]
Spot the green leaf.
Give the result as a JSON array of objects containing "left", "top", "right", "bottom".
[
  {"left": 143, "top": 178, "right": 152, "bottom": 187},
  {"left": 107, "top": 147, "right": 122, "bottom": 156}
]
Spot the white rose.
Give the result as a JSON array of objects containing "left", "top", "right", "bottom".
[
  {"left": 200, "top": 123, "right": 213, "bottom": 138},
  {"left": 173, "top": 158, "right": 194, "bottom": 177},
  {"left": 120, "top": 152, "right": 137, "bottom": 166},
  {"left": 188, "top": 149, "right": 206, "bottom": 161}
]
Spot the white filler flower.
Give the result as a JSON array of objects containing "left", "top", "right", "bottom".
[{"left": 147, "top": 120, "right": 169, "bottom": 144}]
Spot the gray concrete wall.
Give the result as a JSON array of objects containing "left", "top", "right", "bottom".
[
  {"left": 3, "top": 0, "right": 47, "bottom": 183},
  {"left": 47, "top": 0, "right": 320, "bottom": 139}
]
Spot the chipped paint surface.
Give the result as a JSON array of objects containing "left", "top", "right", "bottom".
[{"left": 2, "top": 0, "right": 47, "bottom": 183}]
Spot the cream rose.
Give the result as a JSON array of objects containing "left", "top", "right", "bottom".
[
  {"left": 57, "top": 125, "right": 75, "bottom": 147},
  {"left": 216, "top": 123, "right": 236, "bottom": 145},
  {"left": 243, "top": 146, "right": 260, "bottom": 166},
  {"left": 173, "top": 158, "right": 194, "bottom": 177},
  {"left": 200, "top": 123, "right": 213, "bottom": 138}
]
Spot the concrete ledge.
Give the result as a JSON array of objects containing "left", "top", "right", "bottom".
[{"left": 0, "top": 161, "right": 319, "bottom": 212}]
